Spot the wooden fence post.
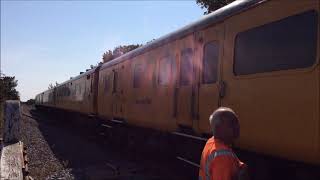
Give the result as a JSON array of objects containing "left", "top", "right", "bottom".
[{"left": 3, "top": 100, "right": 21, "bottom": 143}]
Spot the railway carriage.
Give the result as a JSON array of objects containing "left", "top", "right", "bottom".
[
  {"left": 35, "top": 88, "right": 55, "bottom": 107},
  {"left": 36, "top": 67, "right": 100, "bottom": 115},
  {"left": 36, "top": 0, "right": 320, "bottom": 165}
]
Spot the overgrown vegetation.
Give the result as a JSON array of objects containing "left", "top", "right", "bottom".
[
  {"left": 0, "top": 75, "right": 20, "bottom": 103},
  {"left": 48, "top": 81, "right": 59, "bottom": 90},
  {"left": 0, "top": 74, "right": 20, "bottom": 135},
  {"left": 102, "top": 44, "right": 142, "bottom": 63},
  {"left": 196, "top": 0, "right": 235, "bottom": 14}
]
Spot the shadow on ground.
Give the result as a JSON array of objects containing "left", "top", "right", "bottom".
[{"left": 26, "top": 106, "right": 194, "bottom": 180}]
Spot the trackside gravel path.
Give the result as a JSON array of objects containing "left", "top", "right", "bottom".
[{"left": 20, "top": 105, "right": 194, "bottom": 180}]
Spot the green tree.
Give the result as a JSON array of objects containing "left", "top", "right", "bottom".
[
  {"left": 48, "top": 81, "right": 59, "bottom": 90},
  {"left": 102, "top": 44, "right": 142, "bottom": 63},
  {"left": 196, "top": 0, "right": 236, "bottom": 14},
  {"left": 48, "top": 83, "right": 54, "bottom": 89},
  {"left": 0, "top": 75, "right": 20, "bottom": 103}
]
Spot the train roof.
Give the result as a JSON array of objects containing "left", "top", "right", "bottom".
[
  {"left": 101, "top": 0, "right": 266, "bottom": 70},
  {"left": 35, "top": 0, "right": 266, "bottom": 97},
  {"left": 36, "top": 64, "right": 99, "bottom": 98},
  {"left": 55, "top": 67, "right": 97, "bottom": 88},
  {"left": 37, "top": 86, "right": 54, "bottom": 96},
  {"left": 36, "top": 67, "right": 97, "bottom": 97}
]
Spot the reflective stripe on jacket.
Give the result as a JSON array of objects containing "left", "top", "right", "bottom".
[{"left": 199, "top": 137, "right": 243, "bottom": 180}]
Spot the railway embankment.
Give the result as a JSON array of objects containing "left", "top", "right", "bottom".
[{"left": 21, "top": 105, "right": 68, "bottom": 179}]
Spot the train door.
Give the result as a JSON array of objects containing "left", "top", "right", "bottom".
[
  {"left": 92, "top": 66, "right": 101, "bottom": 114},
  {"left": 222, "top": 0, "right": 319, "bottom": 163},
  {"left": 176, "top": 37, "right": 195, "bottom": 127},
  {"left": 112, "top": 64, "right": 125, "bottom": 119},
  {"left": 98, "top": 67, "right": 113, "bottom": 119},
  {"left": 198, "top": 25, "right": 224, "bottom": 134}
]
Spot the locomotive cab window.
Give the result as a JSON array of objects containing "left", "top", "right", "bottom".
[
  {"left": 158, "top": 56, "right": 172, "bottom": 86},
  {"left": 234, "top": 10, "right": 318, "bottom": 75},
  {"left": 203, "top": 42, "right": 219, "bottom": 84},
  {"left": 180, "top": 48, "right": 193, "bottom": 86}
]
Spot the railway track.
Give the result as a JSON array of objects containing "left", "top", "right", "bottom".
[
  {"left": 22, "top": 105, "right": 320, "bottom": 180},
  {"left": 21, "top": 105, "right": 195, "bottom": 179},
  {"left": 93, "top": 116, "right": 320, "bottom": 180}
]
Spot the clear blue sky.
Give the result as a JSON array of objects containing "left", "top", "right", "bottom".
[{"left": 1, "top": 1, "right": 204, "bottom": 101}]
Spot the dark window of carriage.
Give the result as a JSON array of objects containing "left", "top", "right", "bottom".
[
  {"left": 133, "top": 64, "right": 144, "bottom": 88},
  {"left": 152, "top": 62, "right": 157, "bottom": 88},
  {"left": 104, "top": 75, "right": 110, "bottom": 93},
  {"left": 75, "top": 84, "right": 79, "bottom": 94},
  {"left": 112, "top": 71, "right": 118, "bottom": 93},
  {"left": 180, "top": 48, "right": 193, "bottom": 86},
  {"left": 67, "top": 87, "right": 71, "bottom": 96},
  {"left": 63, "top": 86, "right": 66, "bottom": 96},
  {"left": 158, "top": 57, "right": 172, "bottom": 86},
  {"left": 234, "top": 10, "right": 318, "bottom": 75},
  {"left": 203, "top": 42, "right": 219, "bottom": 84}
]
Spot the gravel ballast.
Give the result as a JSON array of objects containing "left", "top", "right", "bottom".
[{"left": 20, "top": 105, "right": 194, "bottom": 180}]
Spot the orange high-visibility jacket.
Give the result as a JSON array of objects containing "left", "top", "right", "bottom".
[{"left": 199, "top": 137, "right": 244, "bottom": 180}]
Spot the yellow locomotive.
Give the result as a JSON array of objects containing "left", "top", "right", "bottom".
[{"left": 36, "top": 0, "right": 320, "bottom": 165}]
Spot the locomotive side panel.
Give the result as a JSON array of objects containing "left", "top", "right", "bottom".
[
  {"left": 126, "top": 54, "right": 149, "bottom": 126},
  {"left": 125, "top": 42, "right": 178, "bottom": 131},
  {"left": 223, "top": 0, "right": 319, "bottom": 164},
  {"left": 150, "top": 41, "right": 178, "bottom": 131}
]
